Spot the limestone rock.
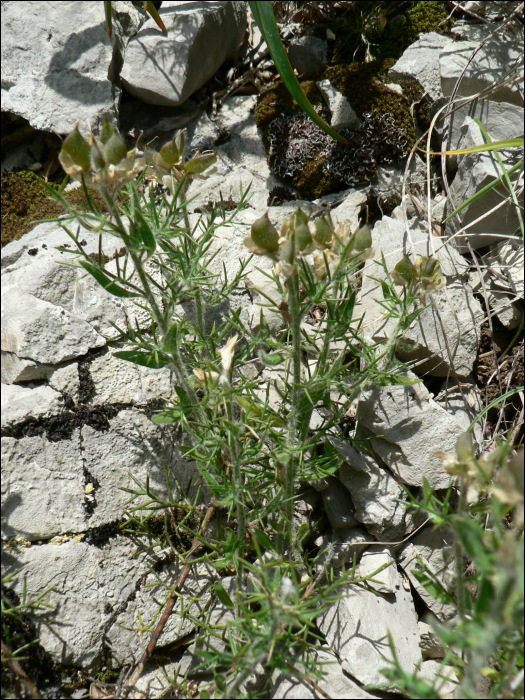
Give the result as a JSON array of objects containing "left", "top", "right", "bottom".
[{"left": 120, "top": 1, "right": 247, "bottom": 106}]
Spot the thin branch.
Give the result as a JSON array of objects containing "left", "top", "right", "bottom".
[{"left": 121, "top": 499, "right": 217, "bottom": 697}]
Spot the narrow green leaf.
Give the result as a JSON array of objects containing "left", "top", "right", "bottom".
[
  {"left": 214, "top": 581, "right": 234, "bottom": 609},
  {"left": 104, "top": 1, "right": 112, "bottom": 37},
  {"left": 144, "top": 0, "right": 168, "bottom": 35},
  {"left": 475, "top": 577, "right": 495, "bottom": 618},
  {"left": 132, "top": 209, "right": 156, "bottom": 254},
  {"left": 150, "top": 412, "right": 177, "bottom": 425},
  {"left": 163, "top": 323, "right": 178, "bottom": 353},
  {"left": 79, "top": 261, "right": 138, "bottom": 298},
  {"left": 252, "top": 528, "right": 275, "bottom": 552},
  {"left": 425, "top": 138, "right": 523, "bottom": 156},
  {"left": 113, "top": 350, "right": 171, "bottom": 368},
  {"left": 248, "top": 1, "right": 349, "bottom": 145},
  {"left": 215, "top": 675, "right": 226, "bottom": 692}
]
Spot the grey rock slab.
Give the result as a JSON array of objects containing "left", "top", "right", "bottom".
[
  {"left": 399, "top": 541, "right": 457, "bottom": 622},
  {"left": 320, "top": 476, "right": 357, "bottom": 530},
  {"left": 445, "top": 116, "right": 523, "bottom": 251},
  {"left": 120, "top": 1, "right": 247, "bottom": 106},
  {"left": 440, "top": 39, "right": 524, "bottom": 107},
  {"left": 1, "top": 1, "right": 142, "bottom": 135},
  {"left": 419, "top": 621, "right": 447, "bottom": 660},
  {"left": 271, "top": 649, "right": 378, "bottom": 699},
  {"left": 1, "top": 289, "right": 107, "bottom": 368},
  {"left": 1, "top": 536, "right": 158, "bottom": 668},
  {"left": 440, "top": 100, "right": 523, "bottom": 169},
  {"left": 331, "top": 438, "right": 407, "bottom": 542},
  {"left": 315, "top": 527, "right": 370, "bottom": 572},
  {"left": 418, "top": 660, "right": 459, "bottom": 698},
  {"left": 81, "top": 408, "right": 212, "bottom": 528},
  {"left": 327, "top": 189, "right": 368, "bottom": 229},
  {"left": 317, "top": 568, "right": 421, "bottom": 690},
  {"left": 2, "top": 433, "right": 86, "bottom": 541},
  {"left": 317, "top": 80, "right": 362, "bottom": 131},
  {"left": 359, "top": 215, "right": 484, "bottom": 377},
  {"left": 486, "top": 239, "right": 524, "bottom": 299},
  {"left": 1, "top": 221, "right": 128, "bottom": 383},
  {"left": 47, "top": 362, "right": 80, "bottom": 400},
  {"left": 214, "top": 95, "right": 270, "bottom": 175},
  {"left": 106, "top": 560, "right": 220, "bottom": 668},
  {"left": 88, "top": 348, "right": 174, "bottom": 406},
  {"left": 356, "top": 372, "right": 465, "bottom": 490},
  {"left": 435, "top": 377, "right": 482, "bottom": 442},
  {"left": 288, "top": 36, "right": 327, "bottom": 78},
  {"left": 1, "top": 383, "right": 64, "bottom": 428},
  {"left": 358, "top": 547, "right": 398, "bottom": 595},
  {"left": 388, "top": 33, "right": 454, "bottom": 102}
]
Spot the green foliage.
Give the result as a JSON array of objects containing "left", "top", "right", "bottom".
[
  {"left": 18, "top": 118, "right": 521, "bottom": 698},
  {"left": 380, "top": 444, "right": 524, "bottom": 699}
]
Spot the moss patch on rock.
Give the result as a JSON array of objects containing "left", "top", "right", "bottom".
[
  {"left": 323, "top": 61, "right": 422, "bottom": 153},
  {"left": 256, "top": 58, "right": 423, "bottom": 200},
  {"left": 1, "top": 170, "right": 109, "bottom": 248},
  {"left": 306, "top": 0, "right": 454, "bottom": 65},
  {"left": 256, "top": 79, "right": 326, "bottom": 129}
]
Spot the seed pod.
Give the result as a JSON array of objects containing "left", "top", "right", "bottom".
[
  {"left": 415, "top": 256, "right": 445, "bottom": 292},
  {"left": 102, "top": 130, "right": 128, "bottom": 165}
]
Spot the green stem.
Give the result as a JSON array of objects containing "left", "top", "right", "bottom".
[
  {"left": 280, "top": 274, "right": 302, "bottom": 557},
  {"left": 226, "top": 366, "right": 245, "bottom": 615},
  {"left": 455, "top": 481, "right": 467, "bottom": 626},
  {"left": 182, "top": 206, "right": 209, "bottom": 359}
]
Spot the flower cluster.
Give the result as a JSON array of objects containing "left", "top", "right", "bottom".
[
  {"left": 391, "top": 254, "right": 445, "bottom": 302},
  {"left": 243, "top": 207, "right": 374, "bottom": 279},
  {"left": 436, "top": 432, "right": 524, "bottom": 522},
  {"left": 59, "top": 119, "right": 143, "bottom": 194},
  {"left": 59, "top": 122, "right": 217, "bottom": 199},
  {"left": 143, "top": 129, "right": 217, "bottom": 196}
]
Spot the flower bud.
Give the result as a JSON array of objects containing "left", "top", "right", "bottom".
[
  {"left": 159, "top": 131, "right": 184, "bottom": 167},
  {"left": 288, "top": 207, "right": 315, "bottom": 254},
  {"left": 59, "top": 125, "right": 92, "bottom": 178},
  {"left": 414, "top": 257, "right": 445, "bottom": 293},
  {"left": 244, "top": 212, "right": 279, "bottom": 255},
  {"left": 313, "top": 212, "right": 334, "bottom": 249},
  {"left": 391, "top": 255, "right": 417, "bottom": 287}
]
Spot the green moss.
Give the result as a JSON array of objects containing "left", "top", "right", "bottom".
[
  {"left": 306, "top": 1, "right": 454, "bottom": 65},
  {"left": 1, "top": 170, "right": 109, "bottom": 248},
  {"left": 323, "top": 61, "right": 422, "bottom": 153},
  {"left": 256, "top": 80, "right": 325, "bottom": 128}
]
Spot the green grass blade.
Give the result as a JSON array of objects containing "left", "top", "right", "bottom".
[
  {"left": 248, "top": 1, "right": 349, "bottom": 146},
  {"left": 442, "top": 158, "right": 523, "bottom": 223},
  {"left": 425, "top": 138, "right": 523, "bottom": 156},
  {"left": 475, "top": 118, "right": 524, "bottom": 239}
]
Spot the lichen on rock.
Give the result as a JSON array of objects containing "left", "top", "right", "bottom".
[{"left": 267, "top": 110, "right": 407, "bottom": 200}]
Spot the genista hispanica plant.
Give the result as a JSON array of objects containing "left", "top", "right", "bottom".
[{"left": 36, "top": 119, "right": 460, "bottom": 698}]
